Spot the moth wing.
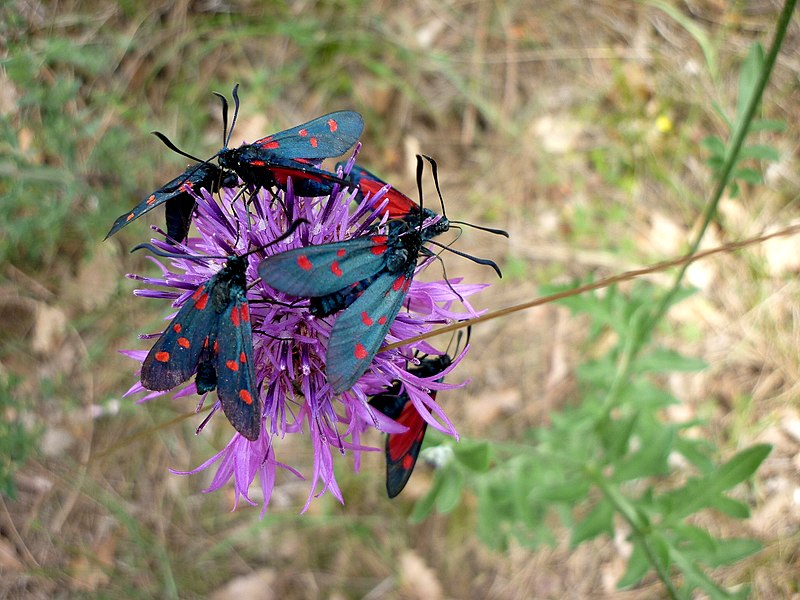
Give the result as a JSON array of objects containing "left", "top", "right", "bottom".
[
  {"left": 251, "top": 111, "right": 364, "bottom": 160},
  {"left": 214, "top": 299, "right": 260, "bottom": 441},
  {"left": 326, "top": 266, "right": 414, "bottom": 394},
  {"left": 141, "top": 281, "right": 218, "bottom": 391},
  {"left": 384, "top": 396, "right": 430, "bottom": 498},
  {"left": 259, "top": 236, "right": 388, "bottom": 297}
]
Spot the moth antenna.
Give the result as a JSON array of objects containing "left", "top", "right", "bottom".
[
  {"left": 448, "top": 220, "right": 509, "bottom": 237},
  {"left": 425, "top": 239, "right": 503, "bottom": 278},
  {"left": 415, "top": 154, "right": 425, "bottom": 222},
  {"left": 422, "top": 248, "right": 465, "bottom": 303},
  {"left": 419, "top": 154, "right": 447, "bottom": 218},
  {"left": 225, "top": 83, "right": 241, "bottom": 149},
  {"left": 213, "top": 90, "right": 229, "bottom": 145},
  {"left": 151, "top": 131, "right": 206, "bottom": 163}
]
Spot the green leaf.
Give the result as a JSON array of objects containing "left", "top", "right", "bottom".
[
  {"left": 599, "top": 412, "right": 638, "bottom": 460},
  {"left": 701, "top": 135, "right": 726, "bottom": 157},
  {"left": 715, "top": 444, "right": 771, "bottom": 490},
  {"left": 533, "top": 480, "right": 591, "bottom": 503},
  {"left": 570, "top": 500, "right": 613, "bottom": 546},
  {"left": 636, "top": 349, "right": 707, "bottom": 373},
  {"left": 670, "top": 545, "right": 739, "bottom": 600},
  {"left": 453, "top": 440, "right": 491, "bottom": 472},
  {"left": 435, "top": 468, "right": 464, "bottom": 514},
  {"left": 738, "top": 144, "right": 780, "bottom": 161},
  {"left": 749, "top": 118, "right": 786, "bottom": 133},
  {"left": 409, "top": 473, "right": 444, "bottom": 523},
  {"left": 613, "top": 426, "right": 674, "bottom": 481},
  {"left": 703, "top": 538, "right": 762, "bottom": 568},
  {"left": 707, "top": 495, "right": 751, "bottom": 519},
  {"left": 737, "top": 43, "right": 764, "bottom": 122},
  {"left": 732, "top": 167, "right": 762, "bottom": 184},
  {"left": 617, "top": 541, "right": 650, "bottom": 589},
  {"left": 645, "top": 0, "right": 717, "bottom": 77},
  {"left": 660, "top": 444, "right": 771, "bottom": 519}
]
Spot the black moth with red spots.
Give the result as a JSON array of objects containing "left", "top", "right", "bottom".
[
  {"left": 369, "top": 353, "right": 452, "bottom": 498},
  {"left": 140, "top": 254, "right": 260, "bottom": 441},
  {"left": 216, "top": 86, "right": 364, "bottom": 197},
  {"left": 257, "top": 209, "right": 450, "bottom": 394},
  {"left": 105, "top": 163, "right": 238, "bottom": 243}
]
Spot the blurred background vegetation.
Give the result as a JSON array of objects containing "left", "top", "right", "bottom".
[{"left": 1, "top": 1, "right": 799, "bottom": 598}]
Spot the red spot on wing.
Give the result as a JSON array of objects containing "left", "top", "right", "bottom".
[
  {"left": 392, "top": 275, "right": 406, "bottom": 292},
  {"left": 251, "top": 159, "right": 266, "bottom": 166},
  {"left": 299, "top": 129, "right": 308, "bottom": 137},
  {"left": 402, "top": 454, "right": 415, "bottom": 470},
  {"left": 297, "top": 255, "right": 313, "bottom": 271},
  {"left": 180, "top": 183, "right": 192, "bottom": 192},
  {"left": 173, "top": 324, "right": 182, "bottom": 333},
  {"left": 231, "top": 306, "right": 240, "bottom": 327},
  {"left": 361, "top": 312, "right": 373, "bottom": 326},
  {"left": 241, "top": 304, "right": 250, "bottom": 323},
  {"left": 330, "top": 261, "right": 343, "bottom": 277},
  {"left": 146, "top": 194, "right": 157, "bottom": 206},
  {"left": 260, "top": 140, "right": 280, "bottom": 149},
  {"left": 126, "top": 213, "right": 134, "bottom": 222},
  {"left": 354, "top": 343, "right": 368, "bottom": 360},
  {"left": 155, "top": 351, "right": 170, "bottom": 363},
  {"left": 371, "top": 243, "right": 387, "bottom": 256},
  {"left": 336, "top": 248, "right": 346, "bottom": 257},
  {"left": 226, "top": 359, "right": 239, "bottom": 371},
  {"left": 239, "top": 389, "right": 253, "bottom": 405},
  {"left": 327, "top": 118, "right": 338, "bottom": 132},
  {"left": 371, "top": 235, "right": 388, "bottom": 244},
  {"left": 239, "top": 352, "right": 247, "bottom": 363},
  {"left": 309, "top": 137, "right": 318, "bottom": 148},
  {"left": 378, "top": 316, "right": 387, "bottom": 325},
  {"left": 178, "top": 337, "right": 190, "bottom": 348},
  {"left": 213, "top": 340, "right": 219, "bottom": 352},
  {"left": 194, "top": 292, "right": 209, "bottom": 310}
]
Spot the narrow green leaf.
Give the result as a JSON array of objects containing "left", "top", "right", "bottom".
[
  {"left": 613, "top": 426, "right": 674, "bottom": 481},
  {"left": 570, "top": 500, "right": 613, "bottom": 547},
  {"left": 701, "top": 135, "right": 726, "bottom": 157},
  {"left": 714, "top": 444, "right": 771, "bottom": 490},
  {"left": 453, "top": 440, "right": 491, "bottom": 472},
  {"left": 703, "top": 538, "right": 762, "bottom": 568},
  {"left": 409, "top": 472, "right": 444, "bottom": 523},
  {"left": 738, "top": 144, "right": 780, "bottom": 161},
  {"left": 749, "top": 118, "right": 787, "bottom": 132},
  {"left": 533, "top": 480, "right": 591, "bottom": 503},
  {"left": 637, "top": 349, "right": 707, "bottom": 373},
  {"left": 435, "top": 468, "right": 464, "bottom": 514},
  {"left": 617, "top": 542, "right": 650, "bottom": 589},
  {"left": 733, "top": 167, "right": 763, "bottom": 184},
  {"left": 737, "top": 43, "right": 764, "bottom": 122}
]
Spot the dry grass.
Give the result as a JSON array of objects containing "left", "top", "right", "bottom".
[{"left": 2, "top": 0, "right": 799, "bottom": 598}]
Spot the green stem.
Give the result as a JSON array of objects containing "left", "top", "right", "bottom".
[
  {"left": 650, "top": 0, "right": 797, "bottom": 329},
  {"left": 590, "top": 470, "right": 679, "bottom": 600},
  {"left": 599, "top": 0, "right": 797, "bottom": 413}
]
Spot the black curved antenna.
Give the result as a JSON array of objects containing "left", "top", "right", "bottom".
[
  {"left": 424, "top": 238, "right": 503, "bottom": 278},
  {"left": 151, "top": 131, "right": 206, "bottom": 163},
  {"left": 419, "top": 153, "right": 509, "bottom": 238},
  {"left": 226, "top": 84, "right": 241, "bottom": 149},
  {"left": 212, "top": 90, "right": 229, "bottom": 146}
]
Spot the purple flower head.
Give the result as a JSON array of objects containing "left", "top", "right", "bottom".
[{"left": 125, "top": 159, "right": 488, "bottom": 513}]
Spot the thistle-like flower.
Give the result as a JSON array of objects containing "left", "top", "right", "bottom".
[{"left": 124, "top": 160, "right": 487, "bottom": 513}]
